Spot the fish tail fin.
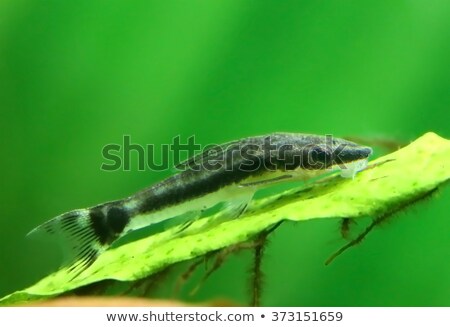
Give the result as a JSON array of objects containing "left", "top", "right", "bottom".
[{"left": 27, "top": 209, "right": 109, "bottom": 276}]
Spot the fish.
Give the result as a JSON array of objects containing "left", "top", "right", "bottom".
[{"left": 28, "top": 133, "right": 372, "bottom": 275}]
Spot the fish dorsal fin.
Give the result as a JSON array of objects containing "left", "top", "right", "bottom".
[{"left": 174, "top": 140, "right": 241, "bottom": 170}]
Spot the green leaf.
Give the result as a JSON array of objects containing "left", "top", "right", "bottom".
[{"left": 2, "top": 132, "right": 449, "bottom": 305}]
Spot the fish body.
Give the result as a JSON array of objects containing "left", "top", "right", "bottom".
[{"left": 28, "top": 133, "right": 372, "bottom": 274}]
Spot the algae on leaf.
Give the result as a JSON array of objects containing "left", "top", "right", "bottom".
[{"left": 1, "top": 132, "right": 449, "bottom": 305}]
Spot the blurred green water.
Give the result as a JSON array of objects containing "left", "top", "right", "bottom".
[{"left": 0, "top": 0, "right": 448, "bottom": 305}]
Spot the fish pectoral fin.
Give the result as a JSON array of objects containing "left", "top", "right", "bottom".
[
  {"left": 171, "top": 210, "right": 202, "bottom": 233},
  {"left": 218, "top": 191, "right": 254, "bottom": 219},
  {"left": 239, "top": 174, "right": 293, "bottom": 187},
  {"left": 221, "top": 199, "right": 249, "bottom": 219}
]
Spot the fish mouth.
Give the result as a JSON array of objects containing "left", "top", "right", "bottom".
[
  {"left": 329, "top": 144, "right": 372, "bottom": 178},
  {"left": 333, "top": 145, "right": 372, "bottom": 165},
  {"left": 337, "top": 158, "right": 370, "bottom": 178}
]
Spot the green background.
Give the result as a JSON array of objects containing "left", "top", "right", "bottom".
[{"left": 0, "top": 0, "right": 449, "bottom": 306}]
